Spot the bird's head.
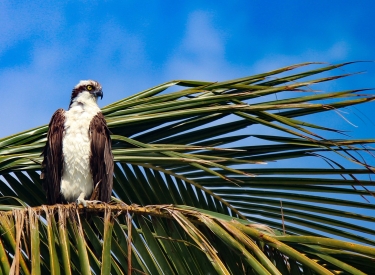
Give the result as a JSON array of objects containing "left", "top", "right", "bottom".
[{"left": 69, "top": 80, "right": 103, "bottom": 107}]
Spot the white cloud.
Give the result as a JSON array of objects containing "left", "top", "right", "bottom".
[
  {"left": 179, "top": 11, "right": 224, "bottom": 56},
  {"left": 164, "top": 11, "right": 246, "bottom": 81}
]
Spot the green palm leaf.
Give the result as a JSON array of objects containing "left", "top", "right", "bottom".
[{"left": 0, "top": 62, "right": 374, "bottom": 274}]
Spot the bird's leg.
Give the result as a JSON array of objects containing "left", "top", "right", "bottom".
[{"left": 76, "top": 192, "right": 101, "bottom": 207}]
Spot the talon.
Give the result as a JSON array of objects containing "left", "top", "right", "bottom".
[
  {"left": 76, "top": 199, "right": 101, "bottom": 207},
  {"left": 76, "top": 198, "right": 87, "bottom": 207},
  {"left": 75, "top": 192, "right": 102, "bottom": 207}
]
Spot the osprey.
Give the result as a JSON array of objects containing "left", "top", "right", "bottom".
[{"left": 41, "top": 80, "right": 113, "bottom": 206}]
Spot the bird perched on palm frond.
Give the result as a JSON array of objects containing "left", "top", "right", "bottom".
[{"left": 41, "top": 80, "right": 114, "bottom": 206}]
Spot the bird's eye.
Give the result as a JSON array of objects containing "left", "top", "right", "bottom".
[{"left": 86, "top": 85, "right": 93, "bottom": 91}]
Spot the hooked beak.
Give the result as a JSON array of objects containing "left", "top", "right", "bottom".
[{"left": 93, "top": 89, "right": 103, "bottom": 100}]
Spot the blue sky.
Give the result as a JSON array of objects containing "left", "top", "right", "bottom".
[{"left": 1, "top": 1, "right": 374, "bottom": 139}]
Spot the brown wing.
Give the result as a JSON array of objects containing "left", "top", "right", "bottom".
[
  {"left": 41, "top": 109, "right": 65, "bottom": 204},
  {"left": 89, "top": 112, "right": 114, "bottom": 203}
]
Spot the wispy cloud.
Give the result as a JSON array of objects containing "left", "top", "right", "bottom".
[{"left": 164, "top": 11, "right": 248, "bottom": 81}]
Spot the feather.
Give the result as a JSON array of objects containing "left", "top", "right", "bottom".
[
  {"left": 89, "top": 113, "right": 114, "bottom": 202},
  {"left": 41, "top": 109, "right": 65, "bottom": 204}
]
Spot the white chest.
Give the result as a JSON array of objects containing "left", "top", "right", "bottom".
[{"left": 61, "top": 103, "right": 100, "bottom": 202}]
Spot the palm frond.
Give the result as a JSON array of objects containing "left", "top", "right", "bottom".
[
  {"left": 0, "top": 62, "right": 374, "bottom": 273},
  {"left": 1, "top": 204, "right": 375, "bottom": 274}
]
